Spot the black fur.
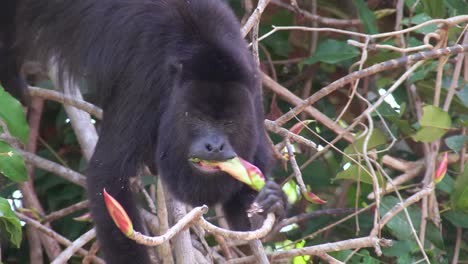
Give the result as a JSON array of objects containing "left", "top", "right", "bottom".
[
  {"left": 2, "top": 0, "right": 287, "bottom": 263},
  {"left": 0, "top": 1, "right": 28, "bottom": 103}
]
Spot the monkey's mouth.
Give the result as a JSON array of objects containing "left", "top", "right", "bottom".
[{"left": 189, "top": 158, "right": 222, "bottom": 174}]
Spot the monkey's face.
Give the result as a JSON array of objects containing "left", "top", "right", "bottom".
[
  {"left": 181, "top": 80, "right": 258, "bottom": 172},
  {"left": 155, "top": 80, "right": 259, "bottom": 204}
]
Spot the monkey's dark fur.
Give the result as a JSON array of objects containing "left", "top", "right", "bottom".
[{"left": 1, "top": 0, "right": 287, "bottom": 263}]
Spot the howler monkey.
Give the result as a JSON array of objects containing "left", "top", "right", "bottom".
[{"left": 1, "top": 0, "right": 287, "bottom": 263}]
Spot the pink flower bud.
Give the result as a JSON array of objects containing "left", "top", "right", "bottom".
[
  {"left": 18, "top": 208, "right": 42, "bottom": 221},
  {"left": 103, "top": 189, "right": 134, "bottom": 237},
  {"left": 73, "top": 212, "right": 92, "bottom": 222},
  {"left": 304, "top": 191, "right": 327, "bottom": 204},
  {"left": 434, "top": 152, "right": 448, "bottom": 184}
]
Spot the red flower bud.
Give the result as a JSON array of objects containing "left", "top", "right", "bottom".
[
  {"left": 434, "top": 152, "right": 448, "bottom": 184},
  {"left": 73, "top": 212, "right": 92, "bottom": 222},
  {"left": 17, "top": 208, "right": 42, "bottom": 221},
  {"left": 103, "top": 189, "right": 134, "bottom": 236},
  {"left": 304, "top": 191, "right": 327, "bottom": 204}
]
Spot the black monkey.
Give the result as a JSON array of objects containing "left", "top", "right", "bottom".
[
  {"left": 3, "top": 0, "right": 287, "bottom": 263},
  {"left": 0, "top": 0, "right": 28, "bottom": 103}
]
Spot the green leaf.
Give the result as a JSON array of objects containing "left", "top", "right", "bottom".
[
  {"left": 390, "top": 119, "right": 414, "bottom": 135},
  {"left": 381, "top": 196, "right": 444, "bottom": 249},
  {"left": 401, "top": 13, "right": 437, "bottom": 34},
  {"left": 443, "top": 210, "right": 468, "bottom": 228},
  {"left": 0, "top": 86, "right": 29, "bottom": 145},
  {"left": 451, "top": 168, "right": 468, "bottom": 212},
  {"left": 456, "top": 83, "right": 468, "bottom": 107},
  {"left": 445, "top": 135, "right": 468, "bottom": 152},
  {"left": 335, "top": 164, "right": 384, "bottom": 185},
  {"left": 0, "top": 197, "right": 22, "bottom": 248},
  {"left": 282, "top": 180, "right": 299, "bottom": 204},
  {"left": 353, "top": 0, "right": 378, "bottom": 34},
  {"left": 382, "top": 240, "right": 416, "bottom": 257},
  {"left": 381, "top": 196, "right": 417, "bottom": 240},
  {"left": 409, "top": 62, "right": 438, "bottom": 84},
  {"left": 0, "top": 141, "right": 27, "bottom": 182},
  {"left": 425, "top": 218, "right": 445, "bottom": 249},
  {"left": 445, "top": 0, "right": 468, "bottom": 16},
  {"left": 436, "top": 174, "right": 454, "bottom": 193},
  {"left": 343, "top": 129, "right": 387, "bottom": 160},
  {"left": 419, "top": 105, "right": 451, "bottom": 129},
  {"left": 422, "top": 0, "right": 445, "bottom": 18},
  {"left": 457, "top": 115, "right": 468, "bottom": 127},
  {"left": 412, "top": 105, "right": 451, "bottom": 142},
  {"left": 412, "top": 126, "right": 447, "bottom": 142},
  {"left": 259, "top": 10, "right": 292, "bottom": 57},
  {"left": 303, "top": 39, "right": 360, "bottom": 65}
]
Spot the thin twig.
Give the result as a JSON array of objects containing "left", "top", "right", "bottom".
[
  {"left": 28, "top": 86, "right": 102, "bottom": 119},
  {"left": 49, "top": 67, "right": 98, "bottom": 160},
  {"left": 451, "top": 227, "right": 462, "bottom": 264},
  {"left": 198, "top": 213, "right": 275, "bottom": 240},
  {"left": 262, "top": 74, "right": 354, "bottom": 142},
  {"left": 156, "top": 178, "right": 174, "bottom": 264},
  {"left": 82, "top": 242, "right": 100, "bottom": 264},
  {"left": 316, "top": 252, "right": 344, "bottom": 264},
  {"left": 270, "top": 0, "right": 361, "bottom": 27},
  {"left": 375, "top": 184, "right": 434, "bottom": 233},
  {"left": 241, "top": 0, "right": 271, "bottom": 37},
  {"left": 43, "top": 200, "right": 89, "bottom": 223},
  {"left": 167, "top": 196, "right": 195, "bottom": 262},
  {"left": 51, "top": 229, "right": 96, "bottom": 264},
  {"left": 248, "top": 240, "right": 269, "bottom": 264},
  {"left": 18, "top": 150, "right": 86, "bottom": 187},
  {"left": 274, "top": 44, "right": 467, "bottom": 126},
  {"left": 443, "top": 30, "right": 467, "bottom": 111},
  {"left": 128, "top": 205, "right": 208, "bottom": 246},
  {"left": 226, "top": 237, "right": 392, "bottom": 263},
  {"left": 16, "top": 212, "right": 104, "bottom": 264}
]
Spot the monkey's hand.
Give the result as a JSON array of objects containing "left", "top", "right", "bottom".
[{"left": 248, "top": 181, "right": 287, "bottom": 230}]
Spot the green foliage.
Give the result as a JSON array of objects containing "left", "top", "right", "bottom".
[
  {"left": 456, "top": 84, "right": 468, "bottom": 107},
  {"left": 0, "top": 86, "right": 29, "bottom": 145},
  {"left": 445, "top": 135, "right": 468, "bottom": 153},
  {"left": 352, "top": 0, "right": 378, "bottom": 34},
  {"left": 443, "top": 211, "right": 468, "bottom": 228},
  {"left": 451, "top": 168, "right": 468, "bottom": 212},
  {"left": 421, "top": 0, "right": 445, "bottom": 18},
  {"left": 332, "top": 249, "right": 381, "bottom": 263},
  {"left": 0, "top": 197, "right": 22, "bottom": 248},
  {"left": 413, "top": 105, "right": 451, "bottom": 142},
  {"left": 343, "top": 129, "right": 387, "bottom": 161},
  {"left": 304, "top": 39, "right": 360, "bottom": 65},
  {"left": 445, "top": 0, "right": 468, "bottom": 15},
  {"left": 402, "top": 13, "right": 437, "bottom": 34},
  {"left": 336, "top": 164, "right": 384, "bottom": 185},
  {"left": 381, "top": 196, "right": 444, "bottom": 249},
  {"left": 0, "top": 142, "right": 27, "bottom": 182},
  {"left": 0, "top": 86, "right": 28, "bottom": 182}
]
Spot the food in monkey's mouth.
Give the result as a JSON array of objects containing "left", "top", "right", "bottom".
[
  {"left": 189, "top": 158, "right": 222, "bottom": 173},
  {"left": 189, "top": 157, "right": 266, "bottom": 191}
]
